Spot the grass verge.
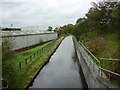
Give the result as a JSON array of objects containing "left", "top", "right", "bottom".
[
  {"left": 4, "top": 36, "right": 64, "bottom": 88},
  {"left": 83, "top": 32, "right": 120, "bottom": 87}
]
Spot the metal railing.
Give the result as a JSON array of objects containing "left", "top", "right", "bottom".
[
  {"left": 99, "top": 58, "right": 120, "bottom": 80},
  {"left": 78, "top": 40, "right": 100, "bottom": 75},
  {"left": 73, "top": 37, "right": 120, "bottom": 83}
]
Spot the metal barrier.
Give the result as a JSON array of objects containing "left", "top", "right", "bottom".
[
  {"left": 73, "top": 36, "right": 120, "bottom": 84},
  {"left": 78, "top": 40, "right": 100, "bottom": 76},
  {"left": 99, "top": 58, "right": 120, "bottom": 81}
]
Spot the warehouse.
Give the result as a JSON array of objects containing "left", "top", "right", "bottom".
[{"left": 2, "top": 30, "right": 58, "bottom": 50}]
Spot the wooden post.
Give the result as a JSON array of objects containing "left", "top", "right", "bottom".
[
  {"left": 34, "top": 53, "right": 35, "bottom": 58},
  {"left": 41, "top": 48, "right": 43, "bottom": 52},
  {"left": 25, "top": 59, "right": 27, "bottom": 65},
  {"left": 19, "top": 62, "right": 21, "bottom": 69},
  {"left": 30, "top": 56, "right": 32, "bottom": 61},
  {"left": 37, "top": 51, "right": 38, "bottom": 56}
]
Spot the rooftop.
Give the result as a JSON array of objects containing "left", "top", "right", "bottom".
[{"left": 1, "top": 30, "right": 55, "bottom": 37}]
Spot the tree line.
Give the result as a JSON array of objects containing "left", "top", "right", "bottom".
[{"left": 56, "top": 0, "right": 120, "bottom": 41}]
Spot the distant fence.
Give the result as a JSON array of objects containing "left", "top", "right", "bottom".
[{"left": 14, "top": 40, "right": 56, "bottom": 69}]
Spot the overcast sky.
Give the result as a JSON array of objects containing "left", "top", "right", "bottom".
[{"left": 1, "top": 0, "right": 97, "bottom": 30}]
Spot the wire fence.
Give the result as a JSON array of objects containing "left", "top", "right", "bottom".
[{"left": 14, "top": 40, "right": 56, "bottom": 69}]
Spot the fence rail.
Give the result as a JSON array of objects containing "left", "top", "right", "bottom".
[
  {"left": 73, "top": 36, "right": 120, "bottom": 83},
  {"left": 100, "top": 58, "right": 120, "bottom": 61},
  {"left": 15, "top": 40, "right": 56, "bottom": 69}
]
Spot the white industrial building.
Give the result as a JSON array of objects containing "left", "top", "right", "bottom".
[{"left": 2, "top": 30, "right": 58, "bottom": 50}]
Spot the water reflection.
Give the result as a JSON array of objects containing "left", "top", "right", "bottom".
[{"left": 29, "top": 36, "right": 82, "bottom": 88}]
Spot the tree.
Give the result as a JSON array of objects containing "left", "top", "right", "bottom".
[
  {"left": 47, "top": 26, "right": 53, "bottom": 31},
  {"left": 76, "top": 18, "right": 86, "bottom": 25},
  {"left": 86, "top": 1, "right": 119, "bottom": 34},
  {"left": 2, "top": 37, "right": 17, "bottom": 87}
]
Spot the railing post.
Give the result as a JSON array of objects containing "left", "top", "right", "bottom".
[
  {"left": 101, "top": 60, "right": 103, "bottom": 77},
  {"left": 39, "top": 49, "right": 41, "bottom": 54},
  {"left": 109, "top": 59, "right": 112, "bottom": 81},
  {"left": 99, "top": 59, "right": 102, "bottom": 77},
  {"left": 37, "top": 51, "right": 38, "bottom": 56},
  {"left": 43, "top": 47, "right": 44, "bottom": 52},
  {"left": 30, "top": 56, "right": 32, "bottom": 61},
  {"left": 42, "top": 48, "right": 43, "bottom": 52},
  {"left": 34, "top": 53, "right": 35, "bottom": 58},
  {"left": 98, "top": 61, "right": 100, "bottom": 76},
  {"left": 25, "top": 59, "right": 27, "bottom": 65},
  {"left": 93, "top": 61, "right": 95, "bottom": 71},
  {"left": 19, "top": 62, "right": 21, "bottom": 69}
]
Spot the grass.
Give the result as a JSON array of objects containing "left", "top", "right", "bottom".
[
  {"left": 5, "top": 36, "right": 64, "bottom": 88},
  {"left": 11, "top": 41, "right": 52, "bottom": 65},
  {"left": 95, "top": 33, "right": 118, "bottom": 59},
  {"left": 83, "top": 32, "right": 120, "bottom": 87}
]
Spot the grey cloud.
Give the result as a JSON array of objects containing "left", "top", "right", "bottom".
[{"left": 1, "top": 0, "right": 95, "bottom": 29}]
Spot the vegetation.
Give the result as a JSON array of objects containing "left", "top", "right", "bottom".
[
  {"left": 2, "top": 28, "right": 21, "bottom": 31},
  {"left": 2, "top": 37, "right": 17, "bottom": 88},
  {"left": 56, "top": 0, "right": 120, "bottom": 86},
  {"left": 47, "top": 26, "right": 53, "bottom": 31},
  {"left": 2, "top": 36, "right": 64, "bottom": 88}
]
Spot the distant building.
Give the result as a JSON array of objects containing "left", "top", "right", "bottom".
[
  {"left": 22, "top": 25, "right": 49, "bottom": 31},
  {"left": 2, "top": 30, "right": 58, "bottom": 50},
  {"left": 22, "top": 25, "right": 56, "bottom": 31}
]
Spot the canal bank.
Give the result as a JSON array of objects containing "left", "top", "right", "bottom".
[
  {"left": 29, "top": 36, "right": 83, "bottom": 88},
  {"left": 24, "top": 36, "right": 65, "bottom": 89}
]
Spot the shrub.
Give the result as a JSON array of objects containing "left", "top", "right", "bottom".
[
  {"left": 2, "top": 37, "right": 18, "bottom": 87},
  {"left": 39, "top": 39, "right": 43, "bottom": 44}
]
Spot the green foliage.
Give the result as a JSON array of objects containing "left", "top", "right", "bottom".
[
  {"left": 2, "top": 37, "right": 17, "bottom": 87},
  {"left": 55, "top": 0, "right": 120, "bottom": 86},
  {"left": 86, "top": 1, "right": 119, "bottom": 34},
  {"left": 4, "top": 37, "right": 63, "bottom": 88},
  {"left": 39, "top": 39, "right": 43, "bottom": 44},
  {"left": 57, "top": 0, "right": 120, "bottom": 41},
  {"left": 47, "top": 26, "right": 53, "bottom": 31},
  {"left": 2, "top": 37, "right": 15, "bottom": 54},
  {"left": 2, "top": 28, "right": 21, "bottom": 31}
]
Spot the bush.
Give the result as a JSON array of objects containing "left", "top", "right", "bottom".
[
  {"left": 39, "top": 39, "right": 43, "bottom": 44},
  {"left": 2, "top": 37, "right": 18, "bottom": 87}
]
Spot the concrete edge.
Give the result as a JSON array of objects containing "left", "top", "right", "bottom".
[
  {"left": 23, "top": 37, "right": 65, "bottom": 90},
  {"left": 79, "top": 44, "right": 117, "bottom": 88},
  {"left": 72, "top": 37, "right": 116, "bottom": 88}
]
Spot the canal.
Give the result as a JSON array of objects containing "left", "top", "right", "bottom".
[{"left": 29, "top": 36, "right": 83, "bottom": 88}]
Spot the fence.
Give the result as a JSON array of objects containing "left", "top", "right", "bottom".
[
  {"left": 15, "top": 40, "right": 56, "bottom": 69},
  {"left": 73, "top": 36, "right": 120, "bottom": 84},
  {"left": 99, "top": 58, "right": 120, "bottom": 81}
]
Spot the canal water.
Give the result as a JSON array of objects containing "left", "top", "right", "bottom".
[{"left": 29, "top": 36, "right": 82, "bottom": 88}]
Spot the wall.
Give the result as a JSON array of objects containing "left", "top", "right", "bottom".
[{"left": 3, "top": 33, "right": 57, "bottom": 50}]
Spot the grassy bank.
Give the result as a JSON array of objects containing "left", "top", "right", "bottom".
[
  {"left": 3, "top": 36, "right": 64, "bottom": 88},
  {"left": 82, "top": 32, "right": 120, "bottom": 87}
]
